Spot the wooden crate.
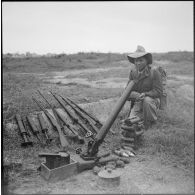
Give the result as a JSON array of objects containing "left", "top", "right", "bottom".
[{"left": 40, "top": 158, "right": 78, "bottom": 182}]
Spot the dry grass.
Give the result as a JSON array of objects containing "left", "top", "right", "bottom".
[
  {"left": 138, "top": 87, "right": 194, "bottom": 173},
  {"left": 3, "top": 73, "right": 43, "bottom": 122},
  {"left": 3, "top": 51, "right": 194, "bottom": 175}
]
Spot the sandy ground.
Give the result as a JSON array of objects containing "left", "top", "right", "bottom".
[{"left": 4, "top": 66, "right": 194, "bottom": 194}]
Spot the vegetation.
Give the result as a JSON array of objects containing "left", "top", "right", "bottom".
[
  {"left": 3, "top": 51, "right": 194, "bottom": 176},
  {"left": 3, "top": 51, "right": 193, "bottom": 72},
  {"left": 142, "top": 88, "right": 194, "bottom": 173}
]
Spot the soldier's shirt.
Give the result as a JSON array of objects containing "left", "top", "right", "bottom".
[{"left": 128, "top": 65, "right": 163, "bottom": 99}]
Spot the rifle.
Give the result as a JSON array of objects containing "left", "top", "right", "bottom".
[
  {"left": 37, "top": 112, "right": 53, "bottom": 144},
  {"left": 66, "top": 97, "right": 103, "bottom": 128},
  {"left": 58, "top": 94, "right": 99, "bottom": 134},
  {"left": 26, "top": 115, "right": 45, "bottom": 146},
  {"left": 15, "top": 114, "right": 33, "bottom": 147},
  {"left": 36, "top": 90, "right": 84, "bottom": 144},
  {"left": 36, "top": 90, "right": 66, "bottom": 132},
  {"left": 54, "top": 109, "right": 85, "bottom": 144},
  {"left": 32, "top": 97, "right": 69, "bottom": 151},
  {"left": 50, "top": 91, "right": 94, "bottom": 139}
]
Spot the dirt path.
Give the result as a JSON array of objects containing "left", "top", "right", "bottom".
[
  {"left": 8, "top": 154, "right": 194, "bottom": 194},
  {"left": 43, "top": 67, "right": 194, "bottom": 89}
]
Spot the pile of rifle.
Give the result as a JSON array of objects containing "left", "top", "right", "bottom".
[{"left": 15, "top": 90, "right": 103, "bottom": 151}]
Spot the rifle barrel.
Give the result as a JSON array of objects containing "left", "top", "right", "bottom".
[
  {"left": 55, "top": 108, "right": 85, "bottom": 137},
  {"left": 32, "top": 97, "right": 45, "bottom": 111},
  {"left": 61, "top": 96, "right": 98, "bottom": 134},
  {"left": 50, "top": 91, "right": 94, "bottom": 138},
  {"left": 36, "top": 91, "right": 62, "bottom": 125},
  {"left": 36, "top": 91, "right": 70, "bottom": 136},
  {"left": 50, "top": 92, "right": 76, "bottom": 122},
  {"left": 32, "top": 96, "right": 69, "bottom": 150},
  {"left": 36, "top": 92, "right": 85, "bottom": 145},
  {"left": 37, "top": 90, "right": 52, "bottom": 108},
  {"left": 66, "top": 97, "right": 102, "bottom": 126}
]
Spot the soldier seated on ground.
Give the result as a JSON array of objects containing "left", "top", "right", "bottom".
[{"left": 125, "top": 45, "right": 163, "bottom": 130}]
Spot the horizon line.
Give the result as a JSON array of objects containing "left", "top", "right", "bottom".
[{"left": 3, "top": 50, "right": 194, "bottom": 55}]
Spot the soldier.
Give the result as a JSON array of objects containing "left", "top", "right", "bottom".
[{"left": 125, "top": 45, "right": 163, "bottom": 129}]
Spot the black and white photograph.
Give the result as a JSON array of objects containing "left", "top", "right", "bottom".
[{"left": 2, "top": 1, "right": 194, "bottom": 194}]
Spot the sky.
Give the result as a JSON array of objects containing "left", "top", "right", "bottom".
[{"left": 2, "top": 1, "right": 194, "bottom": 54}]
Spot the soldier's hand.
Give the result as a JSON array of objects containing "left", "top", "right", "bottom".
[
  {"left": 136, "top": 93, "right": 145, "bottom": 101},
  {"left": 129, "top": 91, "right": 141, "bottom": 101}
]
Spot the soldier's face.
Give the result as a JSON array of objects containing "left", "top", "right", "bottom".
[{"left": 135, "top": 57, "right": 148, "bottom": 71}]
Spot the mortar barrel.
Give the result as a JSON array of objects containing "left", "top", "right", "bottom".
[{"left": 96, "top": 80, "right": 135, "bottom": 141}]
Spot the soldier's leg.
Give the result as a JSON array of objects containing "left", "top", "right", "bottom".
[
  {"left": 143, "top": 96, "right": 160, "bottom": 127},
  {"left": 122, "top": 101, "right": 144, "bottom": 148},
  {"left": 129, "top": 100, "right": 143, "bottom": 120}
]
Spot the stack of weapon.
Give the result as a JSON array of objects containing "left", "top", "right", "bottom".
[
  {"left": 120, "top": 116, "right": 144, "bottom": 149},
  {"left": 15, "top": 90, "right": 103, "bottom": 152}
]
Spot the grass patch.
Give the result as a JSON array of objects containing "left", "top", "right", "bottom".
[
  {"left": 143, "top": 126, "right": 194, "bottom": 173},
  {"left": 65, "top": 67, "right": 130, "bottom": 81},
  {"left": 139, "top": 87, "right": 194, "bottom": 172},
  {"left": 4, "top": 51, "right": 193, "bottom": 73},
  {"left": 3, "top": 51, "right": 194, "bottom": 175},
  {"left": 3, "top": 72, "right": 43, "bottom": 122},
  {"left": 155, "top": 60, "right": 193, "bottom": 76}
]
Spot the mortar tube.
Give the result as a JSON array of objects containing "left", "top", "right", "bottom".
[{"left": 88, "top": 80, "right": 136, "bottom": 156}]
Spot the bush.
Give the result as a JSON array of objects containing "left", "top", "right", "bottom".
[{"left": 153, "top": 51, "right": 193, "bottom": 63}]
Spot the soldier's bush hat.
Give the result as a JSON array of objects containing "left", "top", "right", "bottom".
[{"left": 127, "top": 45, "right": 152, "bottom": 65}]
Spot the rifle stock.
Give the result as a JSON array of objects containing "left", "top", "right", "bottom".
[
  {"left": 36, "top": 90, "right": 85, "bottom": 144},
  {"left": 26, "top": 115, "right": 43, "bottom": 145},
  {"left": 37, "top": 112, "right": 53, "bottom": 144},
  {"left": 37, "top": 90, "right": 71, "bottom": 136},
  {"left": 50, "top": 91, "right": 94, "bottom": 139},
  {"left": 32, "top": 97, "right": 69, "bottom": 151}
]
